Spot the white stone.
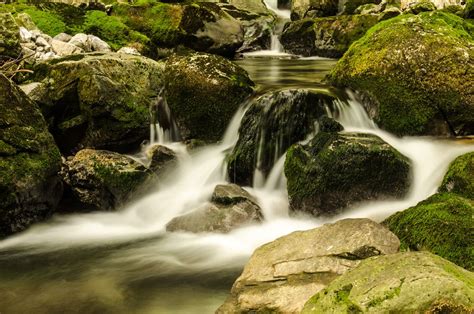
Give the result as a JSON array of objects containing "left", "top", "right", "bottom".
[
  {"left": 88, "top": 35, "right": 111, "bottom": 52},
  {"left": 51, "top": 39, "right": 84, "bottom": 56},
  {"left": 117, "top": 46, "right": 141, "bottom": 55},
  {"left": 69, "top": 33, "right": 92, "bottom": 52},
  {"left": 53, "top": 32, "right": 72, "bottom": 43},
  {"left": 36, "top": 36, "right": 50, "bottom": 48},
  {"left": 19, "top": 27, "right": 33, "bottom": 43}
]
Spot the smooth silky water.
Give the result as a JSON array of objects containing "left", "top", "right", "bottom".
[{"left": 1, "top": 55, "right": 473, "bottom": 313}]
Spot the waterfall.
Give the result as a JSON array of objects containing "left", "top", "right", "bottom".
[{"left": 149, "top": 92, "right": 180, "bottom": 145}]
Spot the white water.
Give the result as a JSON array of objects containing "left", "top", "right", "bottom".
[{"left": 0, "top": 92, "right": 473, "bottom": 278}]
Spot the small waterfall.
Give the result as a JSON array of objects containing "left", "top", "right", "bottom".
[{"left": 149, "top": 92, "right": 180, "bottom": 145}]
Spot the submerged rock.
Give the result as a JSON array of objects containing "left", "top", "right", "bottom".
[
  {"left": 302, "top": 252, "right": 474, "bottom": 313},
  {"left": 327, "top": 12, "right": 474, "bottom": 136},
  {"left": 62, "top": 149, "right": 154, "bottom": 211},
  {"left": 285, "top": 121, "right": 411, "bottom": 216},
  {"left": 166, "top": 184, "right": 262, "bottom": 233},
  {"left": 227, "top": 89, "right": 335, "bottom": 186},
  {"left": 164, "top": 52, "right": 254, "bottom": 141},
  {"left": 26, "top": 52, "right": 165, "bottom": 154},
  {"left": 439, "top": 152, "right": 474, "bottom": 199},
  {"left": 281, "top": 14, "right": 380, "bottom": 58},
  {"left": 217, "top": 218, "right": 400, "bottom": 313},
  {"left": 0, "top": 75, "right": 62, "bottom": 237},
  {"left": 383, "top": 193, "right": 474, "bottom": 270}
]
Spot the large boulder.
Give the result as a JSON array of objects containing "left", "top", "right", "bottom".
[
  {"left": 164, "top": 52, "right": 254, "bottom": 141},
  {"left": 291, "top": 0, "right": 339, "bottom": 19},
  {"left": 302, "top": 252, "right": 474, "bottom": 313},
  {"left": 166, "top": 184, "right": 262, "bottom": 233},
  {"left": 24, "top": 52, "right": 165, "bottom": 154},
  {"left": 285, "top": 121, "right": 411, "bottom": 216},
  {"left": 217, "top": 218, "right": 400, "bottom": 313},
  {"left": 62, "top": 149, "right": 155, "bottom": 211},
  {"left": 327, "top": 12, "right": 474, "bottom": 136},
  {"left": 439, "top": 152, "right": 474, "bottom": 199},
  {"left": 0, "top": 13, "right": 22, "bottom": 62},
  {"left": 383, "top": 193, "right": 474, "bottom": 271},
  {"left": 227, "top": 89, "right": 335, "bottom": 186},
  {"left": 0, "top": 75, "right": 62, "bottom": 237},
  {"left": 280, "top": 14, "right": 380, "bottom": 58}
]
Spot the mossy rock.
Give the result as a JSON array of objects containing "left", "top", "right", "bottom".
[
  {"left": 227, "top": 89, "right": 334, "bottom": 186},
  {"left": 285, "top": 126, "right": 411, "bottom": 216},
  {"left": 164, "top": 52, "right": 254, "bottom": 141},
  {"left": 62, "top": 149, "right": 155, "bottom": 211},
  {"left": 341, "top": 0, "right": 382, "bottom": 14},
  {"left": 0, "top": 74, "right": 62, "bottom": 237},
  {"left": 407, "top": 0, "right": 437, "bottom": 14},
  {"left": 383, "top": 193, "right": 474, "bottom": 270},
  {"left": 439, "top": 152, "right": 474, "bottom": 199},
  {"left": 327, "top": 12, "right": 474, "bottom": 136},
  {"left": 291, "top": 0, "right": 339, "bottom": 19},
  {"left": 302, "top": 252, "right": 474, "bottom": 313},
  {"left": 280, "top": 14, "right": 380, "bottom": 58},
  {"left": 0, "top": 13, "right": 22, "bottom": 61},
  {"left": 25, "top": 52, "right": 165, "bottom": 154}
]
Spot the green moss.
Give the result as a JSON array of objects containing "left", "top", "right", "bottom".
[
  {"left": 383, "top": 193, "right": 474, "bottom": 270},
  {"left": 439, "top": 152, "right": 474, "bottom": 199}
]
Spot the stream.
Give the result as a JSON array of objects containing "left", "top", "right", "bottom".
[{"left": 0, "top": 56, "right": 473, "bottom": 314}]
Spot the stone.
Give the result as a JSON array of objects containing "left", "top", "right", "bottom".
[
  {"left": 164, "top": 52, "right": 254, "bottom": 141},
  {"left": 117, "top": 46, "right": 141, "bottom": 55},
  {"left": 285, "top": 123, "right": 411, "bottom": 216},
  {"left": 291, "top": 0, "right": 339, "bottom": 19},
  {"left": 62, "top": 149, "right": 155, "bottom": 211},
  {"left": 14, "top": 13, "right": 38, "bottom": 31},
  {"left": 51, "top": 39, "right": 84, "bottom": 56},
  {"left": 217, "top": 218, "right": 400, "bottom": 313},
  {"left": 0, "top": 13, "right": 22, "bottom": 61},
  {"left": 0, "top": 75, "right": 62, "bottom": 237},
  {"left": 439, "top": 152, "right": 474, "bottom": 199},
  {"left": 19, "top": 27, "right": 33, "bottom": 43},
  {"left": 302, "top": 252, "right": 474, "bottom": 313},
  {"left": 88, "top": 34, "right": 111, "bottom": 52},
  {"left": 53, "top": 32, "right": 73, "bottom": 43},
  {"left": 69, "top": 33, "right": 92, "bottom": 52},
  {"left": 327, "top": 12, "right": 474, "bottom": 136},
  {"left": 146, "top": 144, "right": 177, "bottom": 174}
]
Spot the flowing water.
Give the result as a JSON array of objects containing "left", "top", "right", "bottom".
[{"left": 0, "top": 57, "right": 473, "bottom": 313}]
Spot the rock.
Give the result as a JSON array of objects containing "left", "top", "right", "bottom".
[
  {"left": 327, "top": 12, "right": 474, "bottom": 136},
  {"left": 117, "top": 46, "right": 141, "bottom": 55},
  {"left": 302, "top": 252, "right": 474, "bottom": 313},
  {"left": 342, "top": 0, "right": 383, "bottom": 14},
  {"left": 51, "top": 39, "right": 84, "bottom": 56},
  {"left": 407, "top": 0, "right": 437, "bottom": 13},
  {"left": 19, "top": 27, "right": 33, "bottom": 43},
  {"left": 280, "top": 14, "right": 380, "bottom": 58},
  {"left": 227, "top": 89, "right": 335, "bottom": 186},
  {"left": 53, "top": 32, "right": 72, "bottom": 43},
  {"left": 383, "top": 193, "right": 474, "bottom": 270},
  {"left": 227, "top": 0, "right": 271, "bottom": 14},
  {"left": 164, "top": 52, "right": 254, "bottom": 141},
  {"left": 0, "top": 13, "right": 22, "bottom": 61},
  {"left": 285, "top": 123, "right": 411, "bottom": 216},
  {"left": 35, "top": 36, "right": 51, "bottom": 48},
  {"left": 69, "top": 33, "right": 92, "bottom": 52},
  {"left": 291, "top": 0, "right": 339, "bottom": 19},
  {"left": 166, "top": 184, "right": 262, "bottom": 233},
  {"left": 439, "top": 152, "right": 474, "bottom": 199},
  {"left": 28, "top": 53, "right": 165, "bottom": 154},
  {"left": 354, "top": 3, "right": 381, "bottom": 14},
  {"left": 88, "top": 35, "right": 111, "bottom": 52},
  {"left": 217, "top": 218, "right": 400, "bottom": 313},
  {"left": 14, "top": 13, "right": 38, "bottom": 31},
  {"left": 62, "top": 149, "right": 154, "bottom": 211},
  {"left": 146, "top": 144, "right": 177, "bottom": 174},
  {"left": 378, "top": 6, "right": 402, "bottom": 20},
  {"left": 0, "top": 75, "right": 62, "bottom": 237}
]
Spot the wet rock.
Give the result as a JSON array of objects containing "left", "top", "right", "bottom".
[
  {"left": 217, "top": 218, "right": 400, "bottom": 313},
  {"left": 146, "top": 144, "right": 177, "bottom": 174},
  {"left": 62, "top": 149, "right": 155, "bottom": 211},
  {"left": 28, "top": 52, "right": 165, "bottom": 154},
  {"left": 281, "top": 14, "right": 380, "bottom": 58},
  {"left": 302, "top": 252, "right": 474, "bottom": 313},
  {"left": 327, "top": 12, "right": 474, "bottom": 136},
  {"left": 439, "top": 152, "right": 474, "bottom": 199},
  {"left": 164, "top": 52, "right": 254, "bottom": 141},
  {"left": 227, "top": 89, "right": 335, "bottom": 186},
  {"left": 285, "top": 121, "right": 411, "bottom": 216},
  {"left": 383, "top": 193, "right": 474, "bottom": 270},
  {"left": 166, "top": 184, "right": 262, "bottom": 233},
  {"left": 0, "top": 75, "right": 63, "bottom": 237}
]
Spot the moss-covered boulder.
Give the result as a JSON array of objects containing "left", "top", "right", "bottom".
[
  {"left": 227, "top": 89, "right": 334, "bottom": 186},
  {"left": 217, "top": 218, "right": 400, "bottom": 313},
  {"left": 383, "top": 193, "right": 474, "bottom": 271},
  {"left": 164, "top": 52, "right": 254, "bottom": 141},
  {"left": 341, "top": 0, "right": 383, "bottom": 14},
  {"left": 24, "top": 52, "right": 165, "bottom": 154},
  {"left": 280, "top": 14, "right": 380, "bottom": 58},
  {"left": 439, "top": 152, "right": 474, "bottom": 199},
  {"left": 291, "top": 0, "right": 339, "bottom": 19},
  {"left": 285, "top": 123, "right": 411, "bottom": 216},
  {"left": 407, "top": 0, "right": 437, "bottom": 14},
  {"left": 62, "top": 149, "right": 155, "bottom": 211},
  {"left": 302, "top": 252, "right": 474, "bottom": 313},
  {"left": 327, "top": 12, "right": 474, "bottom": 136},
  {"left": 166, "top": 184, "right": 262, "bottom": 233},
  {"left": 0, "top": 13, "right": 22, "bottom": 62},
  {"left": 0, "top": 75, "right": 62, "bottom": 237}
]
